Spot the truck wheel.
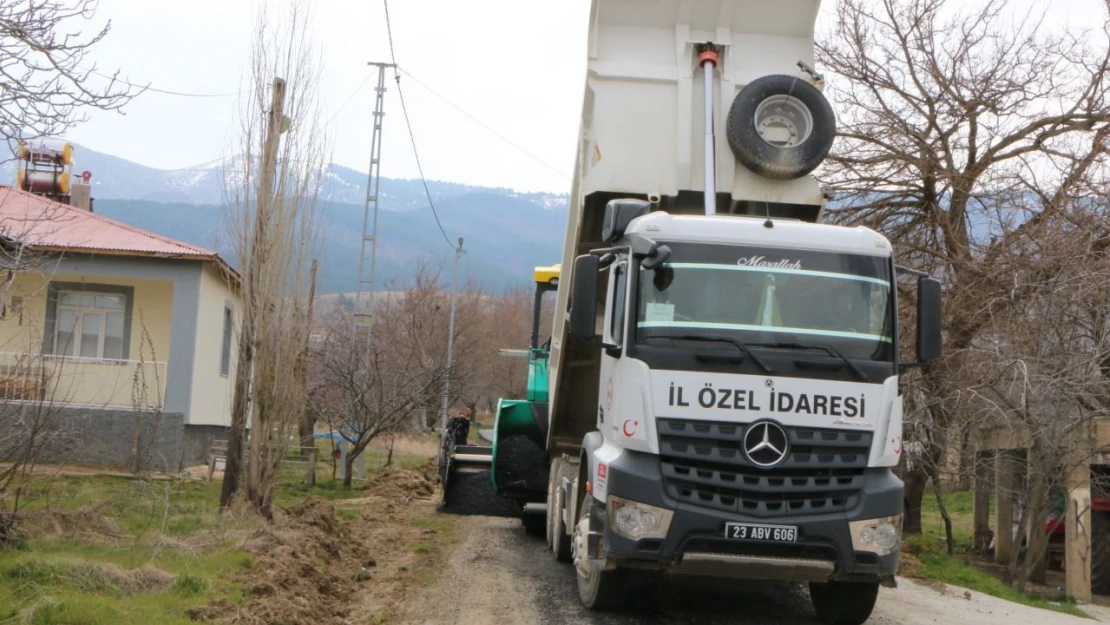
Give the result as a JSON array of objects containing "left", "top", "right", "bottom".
[
  {"left": 574, "top": 495, "right": 627, "bottom": 610},
  {"left": 1093, "top": 511, "right": 1110, "bottom": 595},
  {"left": 523, "top": 514, "right": 546, "bottom": 537},
  {"left": 549, "top": 458, "right": 572, "bottom": 562},
  {"left": 809, "top": 580, "right": 880, "bottom": 625},
  {"left": 726, "top": 74, "right": 836, "bottom": 181}
]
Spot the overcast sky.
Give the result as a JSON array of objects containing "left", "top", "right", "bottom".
[{"left": 66, "top": 0, "right": 1105, "bottom": 194}]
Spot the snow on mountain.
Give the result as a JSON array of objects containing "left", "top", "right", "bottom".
[{"left": 0, "top": 144, "right": 571, "bottom": 214}]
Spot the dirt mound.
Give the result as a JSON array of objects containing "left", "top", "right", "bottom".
[
  {"left": 23, "top": 505, "right": 125, "bottom": 543},
  {"left": 5, "top": 560, "right": 174, "bottom": 595},
  {"left": 367, "top": 461, "right": 437, "bottom": 501},
  {"left": 93, "top": 563, "right": 176, "bottom": 593},
  {"left": 202, "top": 499, "right": 371, "bottom": 625}
]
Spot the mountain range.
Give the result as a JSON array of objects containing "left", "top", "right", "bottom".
[{"left": 1, "top": 146, "right": 571, "bottom": 293}]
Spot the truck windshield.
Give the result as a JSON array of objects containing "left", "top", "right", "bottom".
[{"left": 635, "top": 242, "right": 894, "bottom": 362}]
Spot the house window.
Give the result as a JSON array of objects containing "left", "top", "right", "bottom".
[
  {"left": 220, "top": 304, "right": 233, "bottom": 376},
  {"left": 53, "top": 291, "right": 128, "bottom": 359}
]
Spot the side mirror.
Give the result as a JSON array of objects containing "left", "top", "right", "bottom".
[
  {"left": 602, "top": 199, "right": 651, "bottom": 243},
  {"left": 916, "top": 277, "right": 942, "bottom": 363},
  {"left": 570, "top": 254, "right": 599, "bottom": 341},
  {"left": 641, "top": 244, "right": 671, "bottom": 270}
]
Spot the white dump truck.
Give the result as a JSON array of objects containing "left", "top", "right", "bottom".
[{"left": 539, "top": 1, "right": 943, "bottom": 623}]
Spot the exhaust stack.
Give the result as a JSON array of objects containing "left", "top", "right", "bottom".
[{"left": 700, "top": 47, "right": 718, "bottom": 216}]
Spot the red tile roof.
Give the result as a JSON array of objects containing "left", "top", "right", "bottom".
[{"left": 0, "top": 186, "right": 233, "bottom": 272}]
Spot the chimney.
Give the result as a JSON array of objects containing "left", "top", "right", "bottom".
[{"left": 69, "top": 182, "right": 92, "bottom": 212}]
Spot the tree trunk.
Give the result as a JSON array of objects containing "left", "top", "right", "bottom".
[
  {"left": 220, "top": 336, "right": 254, "bottom": 510},
  {"left": 246, "top": 396, "right": 266, "bottom": 509},
  {"left": 928, "top": 464, "right": 956, "bottom": 554},
  {"left": 1014, "top": 446, "right": 1050, "bottom": 591},
  {"left": 299, "top": 413, "right": 315, "bottom": 458},
  {"left": 904, "top": 468, "right": 928, "bottom": 535},
  {"left": 957, "top": 426, "right": 974, "bottom": 492},
  {"left": 343, "top": 453, "right": 355, "bottom": 489}
]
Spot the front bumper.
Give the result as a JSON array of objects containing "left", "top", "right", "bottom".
[{"left": 599, "top": 450, "right": 903, "bottom": 583}]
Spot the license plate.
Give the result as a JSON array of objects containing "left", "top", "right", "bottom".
[{"left": 724, "top": 523, "right": 798, "bottom": 542}]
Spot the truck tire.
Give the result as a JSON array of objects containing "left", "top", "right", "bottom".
[
  {"left": 726, "top": 74, "right": 836, "bottom": 180},
  {"left": 574, "top": 495, "right": 627, "bottom": 610},
  {"left": 809, "top": 580, "right": 880, "bottom": 625},
  {"left": 522, "top": 512, "right": 546, "bottom": 537},
  {"left": 1093, "top": 511, "right": 1110, "bottom": 595},
  {"left": 548, "top": 458, "right": 573, "bottom": 562}
]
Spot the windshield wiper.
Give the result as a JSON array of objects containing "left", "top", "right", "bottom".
[
  {"left": 745, "top": 341, "right": 867, "bottom": 381},
  {"left": 658, "top": 335, "right": 775, "bottom": 374}
]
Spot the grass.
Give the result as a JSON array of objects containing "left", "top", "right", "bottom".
[
  {"left": 410, "top": 542, "right": 435, "bottom": 554},
  {"left": 920, "top": 489, "right": 981, "bottom": 552},
  {"left": 911, "top": 490, "right": 1088, "bottom": 618},
  {"left": 905, "top": 533, "right": 1087, "bottom": 618},
  {"left": 0, "top": 443, "right": 433, "bottom": 625}
]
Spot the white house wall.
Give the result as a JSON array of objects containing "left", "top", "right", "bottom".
[{"left": 189, "top": 262, "right": 238, "bottom": 428}]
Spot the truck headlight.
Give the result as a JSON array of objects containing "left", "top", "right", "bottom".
[
  {"left": 607, "top": 495, "right": 674, "bottom": 541},
  {"left": 849, "top": 514, "right": 902, "bottom": 556}
]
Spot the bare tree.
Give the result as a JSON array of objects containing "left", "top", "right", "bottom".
[
  {"left": 219, "top": 0, "right": 326, "bottom": 516},
  {"left": 816, "top": 0, "right": 1110, "bottom": 534},
  {"left": 956, "top": 201, "right": 1110, "bottom": 589},
  {"left": 0, "top": 331, "right": 75, "bottom": 544},
  {"left": 0, "top": 0, "right": 140, "bottom": 151},
  {"left": 309, "top": 284, "right": 447, "bottom": 488}
]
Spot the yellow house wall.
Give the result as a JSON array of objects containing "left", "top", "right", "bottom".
[
  {"left": 0, "top": 270, "right": 174, "bottom": 408},
  {"left": 189, "top": 263, "right": 239, "bottom": 427},
  {"left": 0, "top": 271, "right": 173, "bottom": 360}
]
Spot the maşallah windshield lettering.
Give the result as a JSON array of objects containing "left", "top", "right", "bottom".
[{"left": 736, "top": 256, "right": 802, "bottom": 270}]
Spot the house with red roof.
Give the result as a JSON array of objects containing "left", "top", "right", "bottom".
[{"left": 0, "top": 185, "right": 241, "bottom": 471}]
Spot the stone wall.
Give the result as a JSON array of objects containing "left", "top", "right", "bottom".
[{"left": 2, "top": 405, "right": 228, "bottom": 472}]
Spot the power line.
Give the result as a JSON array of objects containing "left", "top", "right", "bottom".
[
  {"left": 382, "top": 0, "right": 455, "bottom": 252},
  {"left": 394, "top": 76, "right": 455, "bottom": 251},
  {"left": 383, "top": 0, "right": 399, "bottom": 66},
  {"left": 90, "top": 69, "right": 240, "bottom": 98},
  {"left": 325, "top": 72, "right": 374, "bottom": 125},
  {"left": 396, "top": 66, "right": 571, "bottom": 181}
]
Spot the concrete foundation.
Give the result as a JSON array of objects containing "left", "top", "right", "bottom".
[{"left": 1, "top": 405, "right": 227, "bottom": 472}]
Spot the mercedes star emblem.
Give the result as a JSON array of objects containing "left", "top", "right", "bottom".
[{"left": 743, "top": 420, "right": 790, "bottom": 468}]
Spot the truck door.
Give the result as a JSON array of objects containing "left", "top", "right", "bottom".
[{"left": 598, "top": 259, "right": 628, "bottom": 433}]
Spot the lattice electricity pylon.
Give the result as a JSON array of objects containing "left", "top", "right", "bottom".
[{"left": 354, "top": 62, "right": 395, "bottom": 348}]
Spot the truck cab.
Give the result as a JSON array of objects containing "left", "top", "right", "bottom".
[{"left": 556, "top": 199, "right": 940, "bottom": 620}]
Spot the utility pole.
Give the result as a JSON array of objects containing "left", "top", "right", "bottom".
[
  {"left": 438, "top": 237, "right": 466, "bottom": 439},
  {"left": 301, "top": 258, "right": 319, "bottom": 486},
  {"left": 221, "top": 77, "right": 287, "bottom": 510},
  {"left": 355, "top": 62, "right": 395, "bottom": 354}
]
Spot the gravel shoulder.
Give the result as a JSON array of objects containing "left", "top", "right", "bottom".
[{"left": 391, "top": 515, "right": 1110, "bottom": 625}]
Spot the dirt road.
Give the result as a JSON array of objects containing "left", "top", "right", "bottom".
[{"left": 393, "top": 515, "right": 1110, "bottom": 625}]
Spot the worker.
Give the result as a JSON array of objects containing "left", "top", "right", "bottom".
[{"left": 445, "top": 409, "right": 472, "bottom": 447}]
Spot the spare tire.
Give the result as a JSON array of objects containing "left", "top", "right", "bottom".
[{"left": 726, "top": 74, "right": 836, "bottom": 180}]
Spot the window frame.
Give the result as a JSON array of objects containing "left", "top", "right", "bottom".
[
  {"left": 42, "top": 282, "right": 134, "bottom": 361},
  {"left": 220, "top": 301, "right": 234, "bottom": 377}
]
